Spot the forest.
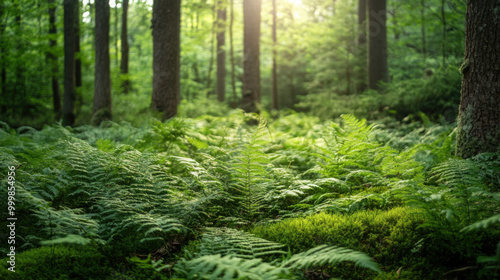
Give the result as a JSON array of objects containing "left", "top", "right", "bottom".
[{"left": 1, "top": 0, "right": 500, "bottom": 279}]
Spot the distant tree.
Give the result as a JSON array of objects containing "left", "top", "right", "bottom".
[
  {"left": 63, "top": 0, "right": 77, "bottom": 126},
  {"left": 75, "top": 2, "right": 82, "bottom": 90},
  {"left": 121, "top": 0, "right": 130, "bottom": 94},
  {"left": 271, "top": 0, "right": 278, "bottom": 110},
  {"left": 216, "top": 0, "right": 227, "bottom": 102},
  {"left": 241, "top": 0, "right": 261, "bottom": 113},
  {"left": 92, "top": 0, "right": 112, "bottom": 125},
  {"left": 456, "top": 0, "right": 500, "bottom": 158},
  {"left": 152, "top": 0, "right": 181, "bottom": 120},
  {"left": 48, "top": 0, "right": 61, "bottom": 119},
  {"left": 367, "top": 0, "right": 388, "bottom": 91},
  {"left": 356, "top": 0, "right": 367, "bottom": 92}
]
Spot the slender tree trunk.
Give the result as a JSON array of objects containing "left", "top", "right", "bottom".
[
  {"left": 229, "top": 0, "right": 237, "bottom": 106},
  {"left": 63, "top": 0, "right": 77, "bottom": 126},
  {"left": 93, "top": 0, "right": 112, "bottom": 125},
  {"left": 121, "top": 0, "right": 130, "bottom": 94},
  {"left": 152, "top": 0, "right": 181, "bottom": 120},
  {"left": 441, "top": 0, "right": 446, "bottom": 66},
  {"left": 15, "top": 4, "right": 26, "bottom": 115},
  {"left": 241, "top": 0, "right": 261, "bottom": 113},
  {"left": 456, "top": 0, "right": 500, "bottom": 158},
  {"left": 367, "top": 0, "right": 388, "bottom": 91},
  {"left": 216, "top": 0, "right": 226, "bottom": 102},
  {"left": 271, "top": 0, "right": 278, "bottom": 110},
  {"left": 420, "top": 0, "right": 426, "bottom": 61},
  {"left": 48, "top": 0, "right": 61, "bottom": 119},
  {"left": 206, "top": 4, "right": 216, "bottom": 97}
]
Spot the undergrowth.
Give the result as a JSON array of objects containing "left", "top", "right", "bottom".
[{"left": 0, "top": 111, "right": 499, "bottom": 279}]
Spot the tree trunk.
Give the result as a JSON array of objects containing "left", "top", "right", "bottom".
[
  {"left": 63, "top": 0, "right": 77, "bottom": 126},
  {"left": 357, "top": 0, "right": 366, "bottom": 45},
  {"left": 15, "top": 4, "right": 26, "bottom": 115},
  {"left": 121, "top": 0, "right": 130, "bottom": 94},
  {"left": 367, "top": 0, "right": 388, "bottom": 91},
  {"left": 93, "top": 0, "right": 112, "bottom": 125},
  {"left": 75, "top": 2, "right": 82, "bottom": 89},
  {"left": 152, "top": 0, "right": 181, "bottom": 120},
  {"left": 241, "top": 0, "right": 261, "bottom": 113},
  {"left": 456, "top": 0, "right": 500, "bottom": 158},
  {"left": 229, "top": 0, "right": 237, "bottom": 105},
  {"left": 48, "top": 0, "right": 61, "bottom": 119},
  {"left": 271, "top": 0, "right": 278, "bottom": 110},
  {"left": 216, "top": 0, "right": 226, "bottom": 102}
]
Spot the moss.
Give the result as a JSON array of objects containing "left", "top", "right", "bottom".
[{"left": 91, "top": 108, "right": 112, "bottom": 126}]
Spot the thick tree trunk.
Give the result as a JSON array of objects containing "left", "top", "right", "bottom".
[
  {"left": 48, "top": 0, "right": 61, "bottom": 119},
  {"left": 216, "top": 0, "right": 226, "bottom": 102},
  {"left": 152, "top": 0, "right": 181, "bottom": 120},
  {"left": 63, "top": 0, "right": 77, "bottom": 126},
  {"left": 456, "top": 0, "right": 500, "bottom": 158},
  {"left": 271, "top": 0, "right": 278, "bottom": 110},
  {"left": 241, "top": 0, "right": 261, "bottom": 113},
  {"left": 206, "top": 4, "right": 216, "bottom": 98},
  {"left": 75, "top": 3, "right": 82, "bottom": 89},
  {"left": 367, "top": 0, "right": 388, "bottom": 91},
  {"left": 121, "top": 0, "right": 130, "bottom": 94},
  {"left": 93, "top": 0, "right": 112, "bottom": 125},
  {"left": 357, "top": 0, "right": 366, "bottom": 45}
]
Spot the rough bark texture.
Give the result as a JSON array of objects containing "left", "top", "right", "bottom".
[
  {"left": 75, "top": 2, "right": 82, "bottom": 89},
  {"left": 152, "top": 0, "right": 181, "bottom": 120},
  {"left": 241, "top": 0, "right": 261, "bottom": 113},
  {"left": 456, "top": 0, "right": 500, "bottom": 158},
  {"left": 93, "top": 0, "right": 112, "bottom": 125},
  {"left": 48, "top": 0, "right": 61, "bottom": 119},
  {"left": 121, "top": 0, "right": 130, "bottom": 94},
  {"left": 216, "top": 0, "right": 226, "bottom": 102},
  {"left": 367, "top": 0, "right": 388, "bottom": 91},
  {"left": 63, "top": 0, "right": 77, "bottom": 126},
  {"left": 271, "top": 0, "right": 278, "bottom": 110}
]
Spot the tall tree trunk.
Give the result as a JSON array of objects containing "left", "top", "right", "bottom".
[
  {"left": 241, "top": 0, "right": 261, "bottom": 113},
  {"left": 356, "top": 0, "right": 367, "bottom": 93},
  {"left": 229, "top": 0, "right": 237, "bottom": 106},
  {"left": 48, "top": 0, "right": 61, "bottom": 119},
  {"left": 152, "top": 0, "right": 181, "bottom": 120},
  {"left": 456, "top": 0, "right": 500, "bottom": 158},
  {"left": 367, "top": 0, "right": 388, "bottom": 91},
  {"left": 271, "top": 0, "right": 278, "bottom": 110},
  {"left": 121, "top": 0, "right": 130, "bottom": 94},
  {"left": 63, "top": 0, "right": 77, "bottom": 126},
  {"left": 15, "top": 3, "right": 26, "bottom": 115},
  {"left": 420, "top": 0, "right": 426, "bottom": 61},
  {"left": 93, "top": 0, "right": 112, "bottom": 125},
  {"left": 216, "top": 0, "right": 226, "bottom": 102}
]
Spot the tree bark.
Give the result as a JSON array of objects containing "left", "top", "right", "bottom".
[
  {"left": 216, "top": 0, "right": 227, "bottom": 102},
  {"left": 121, "top": 0, "right": 130, "bottom": 94},
  {"left": 48, "top": 0, "right": 61, "bottom": 119},
  {"left": 63, "top": 0, "right": 77, "bottom": 126},
  {"left": 241, "top": 0, "right": 261, "bottom": 113},
  {"left": 93, "top": 0, "right": 112, "bottom": 125},
  {"left": 271, "top": 0, "right": 278, "bottom": 110},
  {"left": 367, "top": 0, "right": 388, "bottom": 91},
  {"left": 75, "top": 2, "right": 82, "bottom": 89},
  {"left": 356, "top": 0, "right": 367, "bottom": 93},
  {"left": 441, "top": 0, "right": 446, "bottom": 67},
  {"left": 0, "top": 3, "right": 7, "bottom": 114},
  {"left": 152, "top": 0, "right": 181, "bottom": 120},
  {"left": 456, "top": 0, "right": 500, "bottom": 158},
  {"left": 206, "top": 4, "right": 216, "bottom": 98}
]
